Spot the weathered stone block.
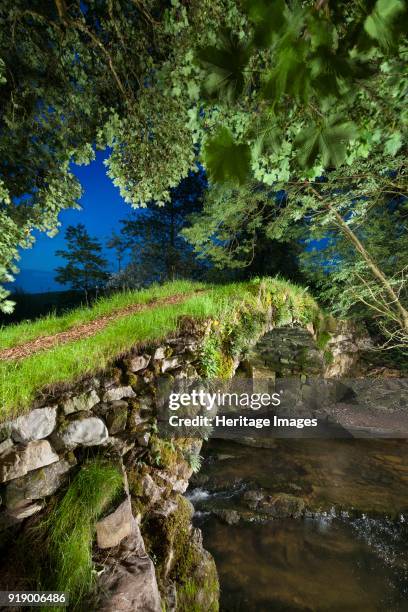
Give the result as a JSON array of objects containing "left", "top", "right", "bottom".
[
  {"left": 106, "top": 401, "right": 128, "bottom": 435},
  {"left": 96, "top": 499, "right": 134, "bottom": 549},
  {"left": 97, "top": 523, "right": 161, "bottom": 612},
  {"left": 103, "top": 386, "right": 136, "bottom": 403},
  {"left": 5, "top": 457, "right": 75, "bottom": 508},
  {"left": 62, "top": 390, "right": 100, "bottom": 415},
  {"left": 161, "top": 357, "right": 180, "bottom": 373},
  {"left": 152, "top": 347, "right": 166, "bottom": 360},
  {"left": 53, "top": 416, "right": 108, "bottom": 450},
  {"left": 140, "top": 473, "right": 164, "bottom": 504},
  {"left": 0, "top": 440, "right": 59, "bottom": 483},
  {"left": 10, "top": 407, "right": 57, "bottom": 443},
  {"left": 128, "top": 354, "right": 151, "bottom": 372}
]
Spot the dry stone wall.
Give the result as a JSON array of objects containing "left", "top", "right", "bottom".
[
  {"left": 0, "top": 311, "right": 369, "bottom": 610},
  {"left": 0, "top": 320, "right": 221, "bottom": 610}
]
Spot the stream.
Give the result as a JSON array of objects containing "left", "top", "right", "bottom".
[{"left": 187, "top": 438, "right": 408, "bottom": 611}]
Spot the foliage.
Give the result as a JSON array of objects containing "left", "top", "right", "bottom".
[
  {"left": 185, "top": 451, "right": 203, "bottom": 474},
  {"left": 40, "top": 459, "right": 123, "bottom": 607},
  {"left": 199, "top": 336, "right": 222, "bottom": 378},
  {"left": 0, "top": 0, "right": 202, "bottom": 309},
  {"left": 1, "top": 0, "right": 406, "bottom": 340},
  {"left": 109, "top": 170, "right": 208, "bottom": 290},
  {"left": 55, "top": 224, "right": 109, "bottom": 298},
  {"left": 183, "top": 181, "right": 303, "bottom": 281},
  {"left": 196, "top": 1, "right": 407, "bottom": 183},
  {"left": 203, "top": 128, "right": 251, "bottom": 186},
  {"left": 301, "top": 196, "right": 408, "bottom": 351}
]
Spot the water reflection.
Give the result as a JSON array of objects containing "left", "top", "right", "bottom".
[
  {"left": 191, "top": 439, "right": 408, "bottom": 611},
  {"left": 201, "top": 518, "right": 407, "bottom": 611}
]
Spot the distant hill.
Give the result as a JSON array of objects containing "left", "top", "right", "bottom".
[
  {"left": 0, "top": 289, "right": 90, "bottom": 324},
  {"left": 6, "top": 269, "right": 65, "bottom": 294}
]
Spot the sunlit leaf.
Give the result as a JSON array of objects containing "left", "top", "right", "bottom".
[
  {"left": 295, "top": 116, "right": 358, "bottom": 168},
  {"left": 364, "top": 0, "right": 406, "bottom": 49},
  {"left": 384, "top": 132, "right": 403, "bottom": 156}
]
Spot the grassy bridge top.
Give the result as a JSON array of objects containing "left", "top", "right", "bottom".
[{"left": 0, "top": 278, "right": 322, "bottom": 421}]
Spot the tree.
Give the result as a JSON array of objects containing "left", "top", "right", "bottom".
[
  {"left": 1, "top": 0, "right": 407, "bottom": 338},
  {"left": 107, "top": 232, "right": 128, "bottom": 273},
  {"left": 184, "top": 0, "right": 408, "bottom": 341},
  {"left": 0, "top": 0, "right": 205, "bottom": 310},
  {"left": 299, "top": 193, "right": 408, "bottom": 351},
  {"left": 110, "top": 170, "right": 208, "bottom": 289},
  {"left": 183, "top": 182, "right": 304, "bottom": 282},
  {"left": 55, "top": 224, "right": 108, "bottom": 303}
]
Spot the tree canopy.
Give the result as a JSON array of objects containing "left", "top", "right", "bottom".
[{"left": 0, "top": 0, "right": 407, "bottom": 339}]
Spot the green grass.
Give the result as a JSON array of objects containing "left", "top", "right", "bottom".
[
  {"left": 40, "top": 459, "right": 123, "bottom": 608},
  {"left": 0, "top": 280, "right": 204, "bottom": 351},
  {"left": 0, "top": 278, "right": 321, "bottom": 422}
]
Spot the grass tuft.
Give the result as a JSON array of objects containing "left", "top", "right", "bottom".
[{"left": 40, "top": 459, "right": 123, "bottom": 607}]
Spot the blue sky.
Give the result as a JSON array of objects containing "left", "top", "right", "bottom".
[{"left": 14, "top": 150, "right": 132, "bottom": 293}]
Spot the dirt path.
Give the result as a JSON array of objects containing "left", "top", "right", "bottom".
[{"left": 0, "top": 292, "right": 198, "bottom": 361}]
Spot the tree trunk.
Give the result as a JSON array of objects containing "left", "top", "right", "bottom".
[
  {"left": 329, "top": 204, "right": 408, "bottom": 331},
  {"left": 308, "top": 185, "right": 408, "bottom": 331},
  {"left": 169, "top": 199, "right": 176, "bottom": 281}
]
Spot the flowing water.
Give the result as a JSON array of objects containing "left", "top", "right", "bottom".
[{"left": 188, "top": 438, "right": 408, "bottom": 611}]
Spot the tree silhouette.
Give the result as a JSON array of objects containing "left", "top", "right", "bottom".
[{"left": 55, "top": 224, "right": 108, "bottom": 304}]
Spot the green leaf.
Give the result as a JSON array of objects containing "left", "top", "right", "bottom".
[
  {"left": 364, "top": 0, "right": 406, "bottom": 49},
  {"left": 243, "top": 0, "right": 286, "bottom": 48},
  {"left": 262, "top": 43, "right": 310, "bottom": 102},
  {"left": 384, "top": 132, "right": 403, "bottom": 156},
  {"left": 295, "top": 116, "right": 358, "bottom": 169},
  {"left": 203, "top": 128, "right": 251, "bottom": 185},
  {"left": 197, "top": 31, "right": 252, "bottom": 103},
  {"left": 307, "top": 16, "right": 338, "bottom": 52}
]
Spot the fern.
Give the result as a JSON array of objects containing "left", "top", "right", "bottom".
[{"left": 186, "top": 452, "right": 203, "bottom": 474}]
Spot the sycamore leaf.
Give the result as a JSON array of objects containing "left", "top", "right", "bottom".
[
  {"left": 243, "top": 0, "right": 286, "bottom": 48},
  {"left": 203, "top": 128, "right": 251, "bottom": 185},
  {"left": 307, "top": 16, "right": 338, "bottom": 52},
  {"left": 364, "top": 0, "right": 406, "bottom": 49},
  {"left": 262, "top": 43, "right": 310, "bottom": 102},
  {"left": 295, "top": 117, "right": 358, "bottom": 169},
  {"left": 197, "top": 31, "right": 252, "bottom": 103}
]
